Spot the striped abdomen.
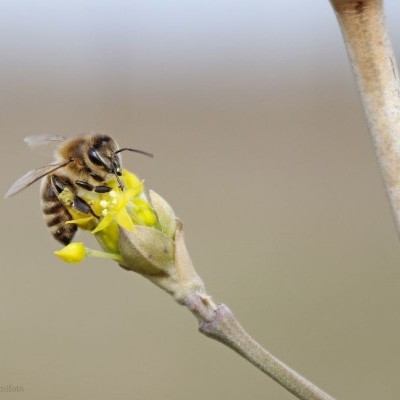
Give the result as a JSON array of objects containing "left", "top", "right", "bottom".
[{"left": 41, "top": 175, "right": 77, "bottom": 245}]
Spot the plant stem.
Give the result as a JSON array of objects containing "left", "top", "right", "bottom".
[
  {"left": 330, "top": 0, "right": 400, "bottom": 232},
  {"left": 86, "top": 248, "right": 123, "bottom": 262},
  {"left": 183, "top": 293, "right": 335, "bottom": 400}
]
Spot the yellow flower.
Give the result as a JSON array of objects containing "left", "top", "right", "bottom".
[
  {"left": 56, "top": 169, "right": 159, "bottom": 262},
  {"left": 52, "top": 167, "right": 203, "bottom": 303},
  {"left": 91, "top": 170, "right": 158, "bottom": 253},
  {"left": 92, "top": 188, "right": 135, "bottom": 233}
]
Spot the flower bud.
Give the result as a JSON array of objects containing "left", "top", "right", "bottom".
[
  {"left": 54, "top": 242, "right": 86, "bottom": 263},
  {"left": 149, "top": 190, "right": 176, "bottom": 238},
  {"left": 118, "top": 226, "right": 174, "bottom": 275},
  {"left": 118, "top": 220, "right": 205, "bottom": 302},
  {"left": 55, "top": 242, "right": 122, "bottom": 264}
]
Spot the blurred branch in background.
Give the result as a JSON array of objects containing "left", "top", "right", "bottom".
[
  {"left": 188, "top": 0, "right": 400, "bottom": 398},
  {"left": 200, "top": 0, "right": 400, "bottom": 397},
  {"left": 330, "top": 0, "right": 400, "bottom": 234}
]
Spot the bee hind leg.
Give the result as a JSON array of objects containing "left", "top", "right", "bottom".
[{"left": 72, "top": 196, "right": 99, "bottom": 218}]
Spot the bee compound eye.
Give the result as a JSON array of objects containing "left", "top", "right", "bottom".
[{"left": 88, "top": 148, "right": 105, "bottom": 166}]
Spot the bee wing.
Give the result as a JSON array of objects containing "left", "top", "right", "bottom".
[
  {"left": 24, "top": 135, "right": 66, "bottom": 148},
  {"left": 4, "top": 160, "right": 71, "bottom": 199}
]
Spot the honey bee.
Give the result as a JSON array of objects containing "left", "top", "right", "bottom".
[{"left": 5, "top": 134, "right": 153, "bottom": 245}]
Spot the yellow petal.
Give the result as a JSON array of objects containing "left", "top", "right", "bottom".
[
  {"left": 117, "top": 208, "right": 135, "bottom": 231},
  {"left": 137, "top": 206, "right": 157, "bottom": 226},
  {"left": 92, "top": 213, "right": 113, "bottom": 234},
  {"left": 118, "top": 189, "right": 135, "bottom": 208},
  {"left": 122, "top": 169, "right": 143, "bottom": 194},
  {"left": 95, "top": 222, "right": 120, "bottom": 253},
  {"left": 66, "top": 217, "right": 93, "bottom": 224},
  {"left": 66, "top": 216, "right": 96, "bottom": 229},
  {"left": 133, "top": 198, "right": 150, "bottom": 208}
]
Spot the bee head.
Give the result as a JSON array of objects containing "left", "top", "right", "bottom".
[
  {"left": 87, "top": 135, "right": 122, "bottom": 185},
  {"left": 87, "top": 135, "right": 153, "bottom": 190}
]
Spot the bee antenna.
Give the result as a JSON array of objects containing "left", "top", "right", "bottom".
[{"left": 114, "top": 148, "right": 154, "bottom": 158}]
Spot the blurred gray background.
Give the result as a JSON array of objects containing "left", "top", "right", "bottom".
[{"left": 1, "top": 1, "right": 399, "bottom": 399}]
